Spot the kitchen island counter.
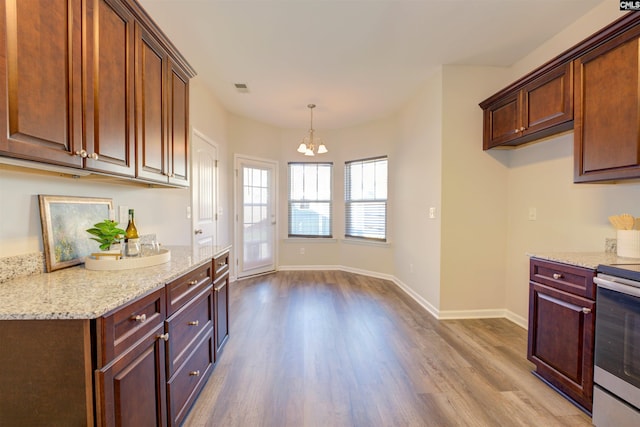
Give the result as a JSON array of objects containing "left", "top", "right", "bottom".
[{"left": 0, "top": 245, "right": 231, "bottom": 320}]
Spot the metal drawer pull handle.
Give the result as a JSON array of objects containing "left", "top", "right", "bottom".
[
  {"left": 189, "top": 370, "right": 200, "bottom": 376},
  {"left": 158, "top": 333, "right": 169, "bottom": 341},
  {"left": 188, "top": 280, "right": 198, "bottom": 286},
  {"left": 214, "top": 282, "right": 227, "bottom": 292},
  {"left": 582, "top": 308, "right": 591, "bottom": 314},
  {"left": 131, "top": 314, "right": 146, "bottom": 323},
  {"left": 552, "top": 273, "right": 563, "bottom": 280},
  {"left": 188, "top": 320, "right": 199, "bottom": 326}
]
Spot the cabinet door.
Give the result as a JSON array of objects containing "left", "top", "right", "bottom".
[
  {"left": 214, "top": 273, "right": 229, "bottom": 356},
  {"left": 522, "top": 62, "right": 573, "bottom": 137},
  {"left": 0, "top": 0, "right": 83, "bottom": 167},
  {"left": 96, "top": 324, "right": 167, "bottom": 427},
  {"left": 135, "top": 24, "right": 168, "bottom": 184},
  {"left": 167, "top": 61, "right": 190, "bottom": 187},
  {"left": 528, "top": 281, "right": 595, "bottom": 412},
  {"left": 482, "top": 92, "right": 521, "bottom": 149},
  {"left": 84, "top": 0, "right": 135, "bottom": 176},
  {"left": 574, "top": 30, "right": 640, "bottom": 182}
]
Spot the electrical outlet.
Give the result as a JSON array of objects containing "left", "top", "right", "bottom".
[
  {"left": 300, "top": 247, "right": 305, "bottom": 255},
  {"left": 186, "top": 206, "right": 191, "bottom": 219},
  {"left": 429, "top": 207, "right": 436, "bottom": 219}
]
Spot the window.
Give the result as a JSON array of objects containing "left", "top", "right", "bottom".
[
  {"left": 288, "top": 162, "right": 332, "bottom": 237},
  {"left": 345, "top": 156, "right": 388, "bottom": 241}
]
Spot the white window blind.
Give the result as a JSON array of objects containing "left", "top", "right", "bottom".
[
  {"left": 288, "top": 162, "right": 332, "bottom": 237},
  {"left": 345, "top": 156, "right": 387, "bottom": 241}
]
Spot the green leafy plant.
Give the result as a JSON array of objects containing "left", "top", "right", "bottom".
[{"left": 86, "top": 220, "right": 126, "bottom": 251}]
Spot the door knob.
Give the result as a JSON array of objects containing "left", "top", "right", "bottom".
[{"left": 194, "top": 229, "right": 203, "bottom": 235}]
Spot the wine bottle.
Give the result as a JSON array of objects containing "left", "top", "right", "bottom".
[{"left": 125, "top": 209, "right": 140, "bottom": 257}]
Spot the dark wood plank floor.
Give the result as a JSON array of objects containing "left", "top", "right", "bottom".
[{"left": 184, "top": 270, "right": 591, "bottom": 426}]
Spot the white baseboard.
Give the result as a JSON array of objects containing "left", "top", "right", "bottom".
[{"left": 277, "top": 264, "right": 527, "bottom": 329}]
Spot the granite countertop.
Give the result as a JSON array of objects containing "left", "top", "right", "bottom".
[
  {"left": 528, "top": 251, "right": 638, "bottom": 270},
  {"left": 0, "top": 245, "right": 230, "bottom": 321}
]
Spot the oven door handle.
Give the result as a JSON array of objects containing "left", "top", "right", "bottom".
[{"left": 594, "top": 276, "right": 640, "bottom": 298}]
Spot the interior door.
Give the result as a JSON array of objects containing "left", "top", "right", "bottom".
[
  {"left": 235, "top": 156, "right": 277, "bottom": 277},
  {"left": 191, "top": 129, "right": 217, "bottom": 257}
]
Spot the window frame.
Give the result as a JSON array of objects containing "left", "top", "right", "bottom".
[
  {"left": 344, "top": 155, "right": 388, "bottom": 242},
  {"left": 287, "top": 162, "right": 333, "bottom": 238}
]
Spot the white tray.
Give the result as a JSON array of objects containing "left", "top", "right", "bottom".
[{"left": 84, "top": 248, "right": 171, "bottom": 271}]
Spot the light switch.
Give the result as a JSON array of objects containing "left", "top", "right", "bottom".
[{"left": 429, "top": 207, "right": 436, "bottom": 219}]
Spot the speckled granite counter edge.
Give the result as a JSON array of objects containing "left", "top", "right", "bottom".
[
  {"left": 0, "top": 252, "right": 45, "bottom": 283},
  {"left": 527, "top": 251, "right": 633, "bottom": 270},
  {"left": 0, "top": 245, "right": 231, "bottom": 320}
]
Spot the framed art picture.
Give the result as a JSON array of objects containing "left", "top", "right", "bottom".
[{"left": 38, "top": 195, "right": 113, "bottom": 272}]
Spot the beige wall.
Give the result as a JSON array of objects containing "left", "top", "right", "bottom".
[
  {"left": 392, "top": 69, "right": 444, "bottom": 312},
  {"left": 440, "top": 65, "right": 512, "bottom": 318}
]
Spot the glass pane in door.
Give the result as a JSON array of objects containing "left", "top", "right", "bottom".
[{"left": 241, "top": 163, "right": 274, "bottom": 274}]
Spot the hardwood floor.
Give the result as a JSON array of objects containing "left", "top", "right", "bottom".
[{"left": 184, "top": 270, "right": 592, "bottom": 426}]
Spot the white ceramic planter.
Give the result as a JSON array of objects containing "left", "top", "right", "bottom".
[{"left": 617, "top": 230, "right": 640, "bottom": 258}]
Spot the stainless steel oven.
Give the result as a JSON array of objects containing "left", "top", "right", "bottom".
[{"left": 592, "top": 272, "right": 640, "bottom": 426}]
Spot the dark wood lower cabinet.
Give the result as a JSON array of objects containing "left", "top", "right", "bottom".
[
  {"left": 528, "top": 258, "right": 596, "bottom": 413},
  {"left": 95, "top": 323, "right": 168, "bottom": 427},
  {"left": 214, "top": 274, "right": 229, "bottom": 355},
  {"left": 0, "top": 252, "right": 232, "bottom": 426}
]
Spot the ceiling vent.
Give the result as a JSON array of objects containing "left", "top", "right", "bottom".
[{"left": 234, "top": 83, "right": 249, "bottom": 93}]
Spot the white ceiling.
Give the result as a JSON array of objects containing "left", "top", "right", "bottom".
[{"left": 139, "top": 0, "right": 604, "bottom": 130}]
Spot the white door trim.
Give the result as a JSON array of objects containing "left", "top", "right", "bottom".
[{"left": 234, "top": 154, "right": 279, "bottom": 277}]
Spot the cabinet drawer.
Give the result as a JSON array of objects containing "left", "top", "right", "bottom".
[
  {"left": 166, "top": 285, "right": 213, "bottom": 377},
  {"left": 167, "top": 262, "right": 212, "bottom": 316},
  {"left": 167, "top": 331, "right": 214, "bottom": 427},
  {"left": 213, "top": 251, "right": 229, "bottom": 280},
  {"left": 530, "top": 258, "right": 596, "bottom": 299},
  {"left": 97, "top": 288, "right": 166, "bottom": 366}
]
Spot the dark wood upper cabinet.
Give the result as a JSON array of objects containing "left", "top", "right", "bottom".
[
  {"left": 84, "top": 0, "right": 136, "bottom": 176},
  {"left": 480, "top": 62, "right": 573, "bottom": 150},
  {"left": 0, "top": 0, "right": 195, "bottom": 185},
  {"left": 0, "top": 0, "right": 84, "bottom": 167},
  {"left": 574, "top": 25, "right": 640, "bottom": 183},
  {"left": 168, "top": 61, "right": 190, "bottom": 187},
  {"left": 135, "top": 28, "right": 192, "bottom": 187},
  {"left": 136, "top": 23, "right": 169, "bottom": 183}
]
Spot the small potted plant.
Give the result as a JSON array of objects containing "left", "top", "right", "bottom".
[{"left": 86, "top": 219, "right": 126, "bottom": 252}]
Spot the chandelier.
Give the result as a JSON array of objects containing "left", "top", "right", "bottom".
[{"left": 296, "top": 104, "right": 328, "bottom": 156}]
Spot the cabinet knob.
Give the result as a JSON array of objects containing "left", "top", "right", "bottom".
[
  {"left": 552, "top": 273, "right": 563, "bottom": 280},
  {"left": 188, "top": 320, "right": 199, "bottom": 326},
  {"left": 89, "top": 152, "right": 99, "bottom": 160},
  {"left": 75, "top": 149, "right": 88, "bottom": 158},
  {"left": 158, "top": 333, "right": 169, "bottom": 342},
  {"left": 131, "top": 314, "right": 146, "bottom": 323},
  {"left": 582, "top": 307, "right": 592, "bottom": 314},
  {"left": 189, "top": 370, "right": 200, "bottom": 377},
  {"left": 520, "top": 127, "right": 525, "bottom": 131},
  {"left": 188, "top": 279, "right": 198, "bottom": 286}
]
